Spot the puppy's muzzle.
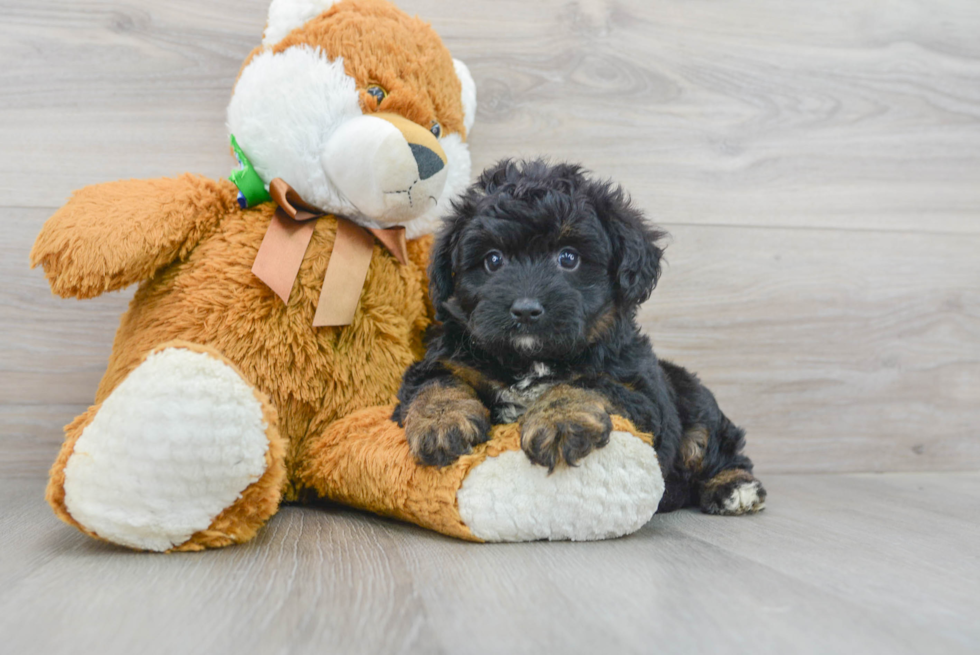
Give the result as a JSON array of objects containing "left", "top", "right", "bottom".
[
  {"left": 322, "top": 112, "right": 448, "bottom": 224},
  {"left": 510, "top": 297, "right": 544, "bottom": 324}
]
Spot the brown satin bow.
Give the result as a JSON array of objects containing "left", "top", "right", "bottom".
[{"left": 251, "top": 178, "right": 409, "bottom": 327}]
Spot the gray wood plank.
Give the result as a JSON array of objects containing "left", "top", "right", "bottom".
[
  {"left": 1, "top": 473, "right": 976, "bottom": 655},
  {"left": 642, "top": 223, "right": 980, "bottom": 473},
  {"left": 1, "top": 0, "right": 978, "bottom": 234},
  {"left": 0, "top": 208, "right": 132, "bottom": 407},
  {"left": 0, "top": 484, "right": 441, "bottom": 654},
  {"left": 669, "top": 473, "right": 980, "bottom": 650},
  {"left": 0, "top": 404, "right": 84, "bottom": 479}
]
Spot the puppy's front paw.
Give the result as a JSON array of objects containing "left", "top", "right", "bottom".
[
  {"left": 404, "top": 383, "right": 491, "bottom": 467},
  {"left": 520, "top": 386, "right": 612, "bottom": 472},
  {"left": 700, "top": 469, "right": 767, "bottom": 516}
]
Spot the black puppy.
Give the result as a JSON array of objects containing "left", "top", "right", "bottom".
[{"left": 392, "top": 159, "right": 765, "bottom": 515}]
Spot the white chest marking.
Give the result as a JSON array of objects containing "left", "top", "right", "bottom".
[{"left": 495, "top": 362, "right": 555, "bottom": 424}]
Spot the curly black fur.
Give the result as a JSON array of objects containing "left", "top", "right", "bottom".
[{"left": 393, "top": 159, "right": 765, "bottom": 514}]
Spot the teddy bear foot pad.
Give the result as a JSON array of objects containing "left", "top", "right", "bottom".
[
  {"left": 54, "top": 346, "right": 282, "bottom": 551},
  {"left": 457, "top": 430, "right": 664, "bottom": 542}
]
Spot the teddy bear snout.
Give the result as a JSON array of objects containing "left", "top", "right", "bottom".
[{"left": 323, "top": 112, "right": 449, "bottom": 225}]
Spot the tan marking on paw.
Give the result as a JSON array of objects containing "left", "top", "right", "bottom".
[
  {"left": 404, "top": 382, "right": 490, "bottom": 467},
  {"left": 519, "top": 385, "right": 612, "bottom": 471},
  {"left": 706, "top": 468, "right": 755, "bottom": 488},
  {"left": 443, "top": 360, "right": 504, "bottom": 397}
]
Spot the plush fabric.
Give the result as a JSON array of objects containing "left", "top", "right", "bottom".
[
  {"left": 266, "top": 0, "right": 467, "bottom": 137},
  {"left": 233, "top": 0, "right": 473, "bottom": 237},
  {"left": 61, "top": 346, "right": 272, "bottom": 551},
  {"left": 46, "top": 342, "right": 287, "bottom": 552},
  {"left": 31, "top": 0, "right": 664, "bottom": 551},
  {"left": 297, "top": 408, "right": 659, "bottom": 542},
  {"left": 31, "top": 175, "right": 238, "bottom": 299}
]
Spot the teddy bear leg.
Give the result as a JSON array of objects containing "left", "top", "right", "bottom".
[
  {"left": 295, "top": 407, "right": 665, "bottom": 542},
  {"left": 46, "top": 342, "right": 286, "bottom": 552}
]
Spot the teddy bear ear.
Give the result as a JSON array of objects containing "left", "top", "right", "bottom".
[
  {"left": 453, "top": 58, "right": 477, "bottom": 135},
  {"left": 262, "top": 0, "right": 340, "bottom": 47}
]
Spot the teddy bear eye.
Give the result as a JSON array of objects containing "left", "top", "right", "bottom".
[
  {"left": 366, "top": 85, "right": 387, "bottom": 106},
  {"left": 484, "top": 250, "right": 504, "bottom": 273},
  {"left": 430, "top": 121, "right": 442, "bottom": 138},
  {"left": 558, "top": 248, "right": 580, "bottom": 270}
]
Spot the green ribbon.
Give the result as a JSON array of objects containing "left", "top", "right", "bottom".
[{"left": 229, "top": 135, "right": 271, "bottom": 208}]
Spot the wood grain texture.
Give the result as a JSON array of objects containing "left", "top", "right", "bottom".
[
  {"left": 644, "top": 224, "right": 980, "bottom": 473},
  {"left": 0, "top": 405, "right": 85, "bottom": 479},
  {"left": 2, "top": 2, "right": 979, "bottom": 474},
  {"left": 3, "top": 0, "right": 979, "bottom": 232},
  {"left": 1, "top": 473, "right": 977, "bottom": 654}
]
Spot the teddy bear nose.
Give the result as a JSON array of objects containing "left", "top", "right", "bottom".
[
  {"left": 410, "top": 144, "right": 445, "bottom": 180},
  {"left": 510, "top": 298, "right": 544, "bottom": 323}
]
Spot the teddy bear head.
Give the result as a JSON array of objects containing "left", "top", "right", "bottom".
[{"left": 227, "top": 0, "right": 476, "bottom": 239}]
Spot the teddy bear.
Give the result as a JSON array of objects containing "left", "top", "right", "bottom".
[{"left": 30, "top": 0, "right": 664, "bottom": 551}]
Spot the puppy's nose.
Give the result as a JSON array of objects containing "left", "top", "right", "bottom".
[
  {"left": 510, "top": 298, "right": 544, "bottom": 323},
  {"left": 409, "top": 143, "right": 445, "bottom": 180}
]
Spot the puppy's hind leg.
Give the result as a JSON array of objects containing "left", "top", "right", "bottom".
[{"left": 695, "top": 418, "right": 766, "bottom": 516}]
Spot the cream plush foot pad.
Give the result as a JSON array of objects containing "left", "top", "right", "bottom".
[
  {"left": 62, "top": 348, "right": 271, "bottom": 551},
  {"left": 456, "top": 431, "right": 664, "bottom": 542}
]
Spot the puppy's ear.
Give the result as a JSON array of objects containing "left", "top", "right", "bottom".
[
  {"left": 428, "top": 196, "right": 474, "bottom": 322},
  {"left": 591, "top": 181, "right": 666, "bottom": 308},
  {"left": 428, "top": 224, "right": 457, "bottom": 322}
]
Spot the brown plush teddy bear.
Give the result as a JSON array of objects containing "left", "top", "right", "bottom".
[{"left": 30, "top": 0, "right": 663, "bottom": 551}]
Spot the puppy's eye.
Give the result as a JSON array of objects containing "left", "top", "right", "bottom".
[
  {"left": 557, "top": 248, "right": 580, "bottom": 271},
  {"left": 366, "top": 85, "right": 387, "bottom": 106},
  {"left": 430, "top": 121, "right": 442, "bottom": 138},
  {"left": 484, "top": 250, "right": 504, "bottom": 273}
]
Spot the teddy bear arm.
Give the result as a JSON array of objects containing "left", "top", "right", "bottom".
[{"left": 30, "top": 175, "right": 239, "bottom": 299}]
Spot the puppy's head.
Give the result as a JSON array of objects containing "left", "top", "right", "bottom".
[{"left": 431, "top": 159, "right": 666, "bottom": 360}]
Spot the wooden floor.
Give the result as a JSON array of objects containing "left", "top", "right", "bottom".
[
  {"left": 2, "top": 0, "right": 979, "bottom": 653},
  {"left": 2, "top": 473, "right": 978, "bottom": 654}
]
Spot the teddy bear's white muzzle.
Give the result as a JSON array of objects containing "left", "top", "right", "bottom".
[{"left": 322, "top": 113, "right": 449, "bottom": 225}]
